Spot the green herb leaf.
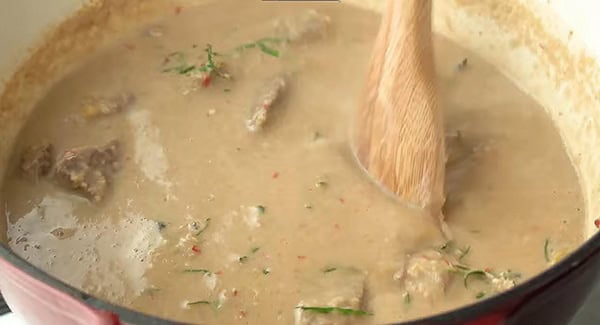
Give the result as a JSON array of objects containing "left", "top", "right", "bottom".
[
  {"left": 257, "top": 41, "right": 280, "bottom": 57},
  {"left": 256, "top": 205, "right": 266, "bottom": 214},
  {"left": 296, "top": 306, "right": 373, "bottom": 316},
  {"left": 544, "top": 239, "right": 552, "bottom": 263},
  {"left": 195, "top": 218, "right": 211, "bottom": 237},
  {"left": 162, "top": 44, "right": 229, "bottom": 81},
  {"left": 178, "top": 65, "right": 197, "bottom": 74},
  {"left": 187, "top": 300, "right": 212, "bottom": 306},
  {"left": 262, "top": 268, "right": 271, "bottom": 275},
  {"left": 322, "top": 267, "right": 337, "bottom": 273},
  {"left": 157, "top": 221, "right": 167, "bottom": 231},
  {"left": 403, "top": 292, "right": 411, "bottom": 306},
  {"left": 315, "top": 179, "right": 328, "bottom": 188},
  {"left": 450, "top": 264, "right": 489, "bottom": 288},
  {"left": 239, "top": 246, "right": 261, "bottom": 264},
  {"left": 457, "top": 58, "right": 468, "bottom": 70},
  {"left": 475, "top": 292, "right": 486, "bottom": 299},
  {"left": 463, "top": 270, "right": 488, "bottom": 288},
  {"left": 183, "top": 269, "right": 212, "bottom": 274},
  {"left": 205, "top": 44, "right": 217, "bottom": 70},
  {"left": 235, "top": 37, "right": 285, "bottom": 58}
]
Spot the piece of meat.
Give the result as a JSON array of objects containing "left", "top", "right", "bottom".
[
  {"left": 53, "top": 140, "right": 120, "bottom": 202},
  {"left": 294, "top": 268, "right": 367, "bottom": 325},
  {"left": 394, "top": 250, "right": 452, "bottom": 301},
  {"left": 276, "top": 10, "right": 331, "bottom": 43},
  {"left": 20, "top": 143, "right": 54, "bottom": 181},
  {"left": 81, "top": 93, "right": 135, "bottom": 119},
  {"left": 246, "top": 76, "right": 287, "bottom": 132}
]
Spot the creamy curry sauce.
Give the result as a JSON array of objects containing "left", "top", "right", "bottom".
[{"left": 1, "top": 1, "right": 584, "bottom": 324}]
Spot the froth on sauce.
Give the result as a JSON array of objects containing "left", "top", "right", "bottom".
[{"left": 2, "top": 1, "right": 583, "bottom": 324}]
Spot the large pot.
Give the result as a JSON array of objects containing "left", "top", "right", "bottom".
[{"left": 0, "top": 0, "right": 599, "bottom": 324}]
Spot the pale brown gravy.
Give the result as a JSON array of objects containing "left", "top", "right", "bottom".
[{"left": 1, "top": 1, "right": 583, "bottom": 324}]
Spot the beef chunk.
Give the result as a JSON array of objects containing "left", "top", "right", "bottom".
[
  {"left": 295, "top": 268, "right": 367, "bottom": 325},
  {"left": 20, "top": 143, "right": 54, "bottom": 181},
  {"left": 54, "top": 140, "right": 120, "bottom": 202},
  {"left": 394, "top": 250, "right": 452, "bottom": 301},
  {"left": 81, "top": 93, "right": 134, "bottom": 119},
  {"left": 246, "top": 76, "right": 287, "bottom": 132},
  {"left": 276, "top": 10, "right": 331, "bottom": 43}
]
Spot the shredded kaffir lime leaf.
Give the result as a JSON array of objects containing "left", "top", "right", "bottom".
[
  {"left": 544, "top": 239, "right": 552, "bottom": 263},
  {"left": 449, "top": 264, "right": 489, "bottom": 288},
  {"left": 156, "top": 221, "right": 167, "bottom": 231},
  {"left": 239, "top": 246, "right": 261, "bottom": 263},
  {"left": 403, "top": 292, "right": 411, "bottom": 306},
  {"left": 463, "top": 270, "right": 488, "bottom": 288},
  {"left": 162, "top": 44, "right": 229, "bottom": 79},
  {"left": 296, "top": 306, "right": 373, "bottom": 316},
  {"left": 183, "top": 269, "right": 212, "bottom": 274},
  {"left": 322, "top": 267, "right": 337, "bottom": 273},
  {"left": 195, "top": 218, "right": 211, "bottom": 237},
  {"left": 187, "top": 300, "right": 211, "bottom": 306},
  {"left": 235, "top": 37, "right": 285, "bottom": 57}
]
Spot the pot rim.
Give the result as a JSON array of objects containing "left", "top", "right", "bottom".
[{"left": 0, "top": 231, "right": 598, "bottom": 324}]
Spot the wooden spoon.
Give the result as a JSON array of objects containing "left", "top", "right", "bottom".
[{"left": 354, "top": 0, "right": 446, "bottom": 219}]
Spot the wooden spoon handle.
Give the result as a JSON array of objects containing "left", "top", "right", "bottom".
[{"left": 355, "top": 0, "right": 445, "bottom": 216}]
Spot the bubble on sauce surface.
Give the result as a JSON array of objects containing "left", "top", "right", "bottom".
[{"left": 7, "top": 194, "right": 164, "bottom": 301}]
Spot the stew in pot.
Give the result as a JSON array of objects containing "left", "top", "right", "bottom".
[{"left": 1, "top": 1, "right": 584, "bottom": 324}]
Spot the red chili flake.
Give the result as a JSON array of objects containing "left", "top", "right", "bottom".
[
  {"left": 297, "top": 255, "right": 307, "bottom": 260},
  {"left": 339, "top": 198, "right": 345, "bottom": 204},
  {"left": 201, "top": 75, "right": 212, "bottom": 88},
  {"left": 191, "top": 245, "right": 201, "bottom": 254},
  {"left": 175, "top": 6, "right": 183, "bottom": 14},
  {"left": 215, "top": 270, "right": 224, "bottom": 276},
  {"left": 239, "top": 311, "right": 247, "bottom": 318},
  {"left": 272, "top": 172, "right": 279, "bottom": 179},
  {"left": 123, "top": 43, "right": 136, "bottom": 51},
  {"left": 334, "top": 223, "right": 341, "bottom": 230},
  {"left": 233, "top": 289, "right": 239, "bottom": 297},
  {"left": 484, "top": 267, "right": 493, "bottom": 273},
  {"left": 595, "top": 218, "right": 600, "bottom": 228}
]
